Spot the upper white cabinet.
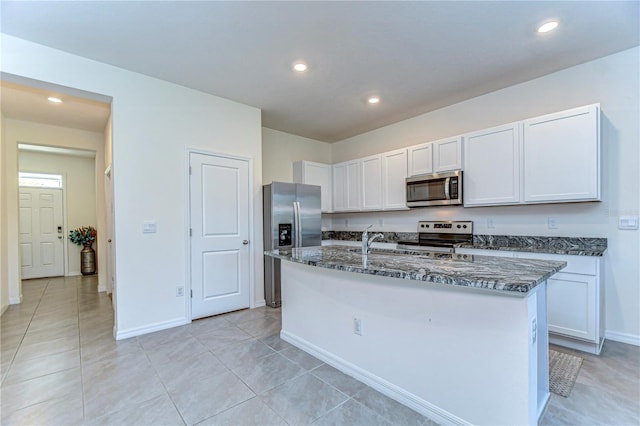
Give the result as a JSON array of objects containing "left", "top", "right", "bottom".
[
  {"left": 463, "top": 123, "right": 521, "bottom": 207},
  {"left": 463, "top": 103, "right": 601, "bottom": 207},
  {"left": 407, "top": 136, "right": 462, "bottom": 177},
  {"left": 407, "top": 143, "right": 433, "bottom": 176},
  {"left": 361, "top": 155, "right": 383, "bottom": 210},
  {"left": 332, "top": 159, "right": 361, "bottom": 212},
  {"left": 433, "top": 137, "right": 462, "bottom": 172},
  {"left": 523, "top": 104, "right": 600, "bottom": 203},
  {"left": 382, "top": 149, "right": 409, "bottom": 210},
  {"left": 293, "top": 161, "right": 333, "bottom": 213}
]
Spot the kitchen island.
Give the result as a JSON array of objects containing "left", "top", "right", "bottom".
[{"left": 265, "top": 246, "right": 566, "bottom": 425}]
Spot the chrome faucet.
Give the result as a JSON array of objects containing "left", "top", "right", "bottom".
[{"left": 362, "top": 225, "right": 384, "bottom": 255}]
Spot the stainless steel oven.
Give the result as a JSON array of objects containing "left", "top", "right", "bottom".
[
  {"left": 406, "top": 170, "right": 462, "bottom": 207},
  {"left": 397, "top": 220, "right": 473, "bottom": 253}
]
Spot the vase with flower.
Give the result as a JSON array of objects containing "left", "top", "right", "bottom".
[{"left": 69, "top": 226, "right": 97, "bottom": 275}]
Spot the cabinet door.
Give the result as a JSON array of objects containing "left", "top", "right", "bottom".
[
  {"left": 463, "top": 123, "right": 521, "bottom": 206},
  {"left": 547, "top": 273, "right": 597, "bottom": 342},
  {"left": 523, "top": 104, "right": 600, "bottom": 203},
  {"left": 361, "top": 155, "right": 382, "bottom": 210},
  {"left": 407, "top": 142, "right": 433, "bottom": 176},
  {"left": 294, "top": 161, "right": 333, "bottom": 213},
  {"left": 332, "top": 163, "right": 348, "bottom": 212},
  {"left": 346, "top": 160, "right": 362, "bottom": 211},
  {"left": 382, "top": 149, "right": 408, "bottom": 210},
  {"left": 433, "top": 137, "right": 462, "bottom": 172}
]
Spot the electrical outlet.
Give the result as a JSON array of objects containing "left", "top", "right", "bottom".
[
  {"left": 176, "top": 286, "right": 184, "bottom": 297},
  {"left": 353, "top": 318, "right": 363, "bottom": 336},
  {"left": 548, "top": 217, "right": 558, "bottom": 229},
  {"left": 487, "top": 218, "right": 495, "bottom": 229}
]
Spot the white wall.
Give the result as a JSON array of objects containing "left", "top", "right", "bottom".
[
  {"left": 18, "top": 149, "right": 97, "bottom": 275},
  {"left": 1, "top": 34, "right": 263, "bottom": 339},
  {"left": 262, "top": 127, "right": 332, "bottom": 184},
  {"left": 0, "top": 111, "right": 8, "bottom": 314},
  {"left": 329, "top": 47, "right": 640, "bottom": 344}
]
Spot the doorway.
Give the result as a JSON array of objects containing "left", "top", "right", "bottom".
[
  {"left": 18, "top": 186, "right": 65, "bottom": 279},
  {"left": 189, "top": 151, "right": 252, "bottom": 319}
]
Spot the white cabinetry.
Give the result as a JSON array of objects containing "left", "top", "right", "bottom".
[
  {"left": 463, "top": 123, "right": 521, "bottom": 206},
  {"left": 523, "top": 104, "right": 600, "bottom": 203},
  {"left": 408, "top": 143, "right": 433, "bottom": 176},
  {"left": 407, "top": 137, "right": 462, "bottom": 177},
  {"left": 455, "top": 247, "right": 604, "bottom": 354},
  {"left": 463, "top": 104, "right": 601, "bottom": 207},
  {"left": 361, "top": 155, "right": 383, "bottom": 210},
  {"left": 382, "top": 148, "right": 409, "bottom": 210},
  {"left": 333, "top": 160, "right": 361, "bottom": 212},
  {"left": 293, "top": 161, "right": 332, "bottom": 213},
  {"left": 433, "top": 137, "right": 462, "bottom": 172}
]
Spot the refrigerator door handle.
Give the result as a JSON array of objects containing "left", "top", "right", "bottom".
[{"left": 293, "top": 201, "right": 302, "bottom": 248}]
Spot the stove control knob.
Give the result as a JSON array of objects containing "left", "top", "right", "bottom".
[
  {"left": 457, "top": 225, "right": 461, "bottom": 228},
  {"left": 463, "top": 225, "right": 467, "bottom": 229}
]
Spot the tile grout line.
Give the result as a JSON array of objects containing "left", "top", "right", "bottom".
[{"left": 0, "top": 279, "right": 49, "bottom": 387}]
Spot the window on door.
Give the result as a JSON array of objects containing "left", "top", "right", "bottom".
[{"left": 18, "top": 172, "right": 63, "bottom": 188}]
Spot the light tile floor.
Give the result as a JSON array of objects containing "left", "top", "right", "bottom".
[{"left": 1, "top": 276, "right": 638, "bottom": 425}]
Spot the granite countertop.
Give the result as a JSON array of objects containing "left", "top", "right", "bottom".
[
  {"left": 458, "top": 235, "right": 607, "bottom": 256},
  {"left": 322, "top": 231, "right": 607, "bottom": 256},
  {"left": 266, "top": 245, "right": 566, "bottom": 295}
]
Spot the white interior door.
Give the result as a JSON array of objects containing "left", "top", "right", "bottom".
[
  {"left": 190, "top": 152, "right": 251, "bottom": 319},
  {"left": 19, "top": 188, "right": 64, "bottom": 279},
  {"left": 105, "top": 166, "right": 116, "bottom": 294}
]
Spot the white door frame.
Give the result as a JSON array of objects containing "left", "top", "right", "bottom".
[{"left": 184, "top": 148, "right": 255, "bottom": 323}]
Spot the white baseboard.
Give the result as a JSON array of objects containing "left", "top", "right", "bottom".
[
  {"left": 253, "top": 299, "right": 266, "bottom": 308},
  {"left": 67, "top": 272, "right": 82, "bottom": 277},
  {"left": 280, "top": 330, "right": 471, "bottom": 426},
  {"left": 115, "top": 317, "right": 189, "bottom": 340},
  {"left": 605, "top": 330, "right": 640, "bottom": 346},
  {"left": 9, "top": 296, "right": 22, "bottom": 304},
  {"left": 1, "top": 303, "right": 8, "bottom": 315},
  {"left": 97, "top": 285, "right": 107, "bottom": 292}
]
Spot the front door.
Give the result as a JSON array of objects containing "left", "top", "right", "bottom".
[
  {"left": 19, "top": 187, "right": 65, "bottom": 279},
  {"left": 189, "top": 152, "right": 251, "bottom": 319}
]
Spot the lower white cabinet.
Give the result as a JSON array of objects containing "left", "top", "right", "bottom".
[
  {"left": 455, "top": 247, "right": 604, "bottom": 354},
  {"left": 293, "top": 161, "right": 332, "bottom": 213}
]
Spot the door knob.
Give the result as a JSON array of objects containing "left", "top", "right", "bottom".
[
  {"left": 242, "top": 240, "right": 249, "bottom": 245},
  {"left": 58, "top": 236, "right": 63, "bottom": 239}
]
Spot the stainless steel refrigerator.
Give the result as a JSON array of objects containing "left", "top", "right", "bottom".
[{"left": 263, "top": 182, "right": 321, "bottom": 308}]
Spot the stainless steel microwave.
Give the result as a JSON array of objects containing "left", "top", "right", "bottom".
[{"left": 406, "top": 170, "right": 463, "bottom": 207}]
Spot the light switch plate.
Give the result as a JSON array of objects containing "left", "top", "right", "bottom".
[
  {"left": 143, "top": 221, "right": 157, "bottom": 233},
  {"left": 619, "top": 216, "right": 639, "bottom": 230}
]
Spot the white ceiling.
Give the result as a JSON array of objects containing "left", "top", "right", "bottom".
[
  {"left": 1, "top": 80, "right": 111, "bottom": 133},
  {"left": 1, "top": 1, "right": 638, "bottom": 142}
]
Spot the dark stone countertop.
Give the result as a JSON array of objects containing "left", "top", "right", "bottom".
[
  {"left": 322, "top": 231, "right": 607, "bottom": 256},
  {"left": 266, "top": 245, "right": 566, "bottom": 295}
]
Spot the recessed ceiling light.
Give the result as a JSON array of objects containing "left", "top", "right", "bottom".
[
  {"left": 292, "top": 61, "right": 308, "bottom": 72},
  {"left": 47, "top": 97, "right": 63, "bottom": 103},
  {"left": 368, "top": 96, "right": 380, "bottom": 104},
  {"left": 537, "top": 21, "right": 559, "bottom": 33}
]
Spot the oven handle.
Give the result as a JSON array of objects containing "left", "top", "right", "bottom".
[{"left": 444, "top": 177, "right": 451, "bottom": 199}]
